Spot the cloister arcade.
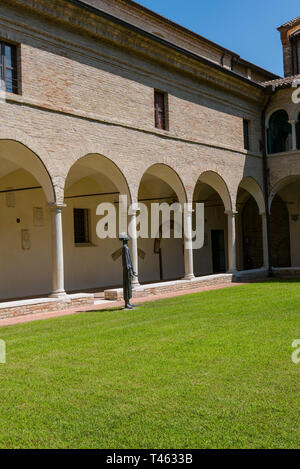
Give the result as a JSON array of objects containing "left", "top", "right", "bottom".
[{"left": 0, "top": 138, "right": 298, "bottom": 302}]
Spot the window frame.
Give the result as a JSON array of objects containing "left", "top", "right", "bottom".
[
  {"left": 0, "top": 40, "right": 19, "bottom": 95},
  {"left": 268, "top": 110, "right": 291, "bottom": 154},
  {"left": 154, "top": 89, "right": 169, "bottom": 131},
  {"left": 243, "top": 119, "right": 250, "bottom": 151},
  {"left": 73, "top": 208, "right": 91, "bottom": 246}
]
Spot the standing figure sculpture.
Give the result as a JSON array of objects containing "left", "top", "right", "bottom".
[{"left": 119, "top": 233, "right": 137, "bottom": 309}]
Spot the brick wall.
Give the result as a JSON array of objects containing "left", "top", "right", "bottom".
[
  {"left": 0, "top": 0, "right": 274, "bottom": 302},
  {"left": 0, "top": 0, "right": 265, "bottom": 206},
  {"left": 278, "top": 19, "right": 300, "bottom": 77}
]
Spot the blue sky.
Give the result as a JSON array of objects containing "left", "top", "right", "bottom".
[{"left": 135, "top": 0, "right": 300, "bottom": 76}]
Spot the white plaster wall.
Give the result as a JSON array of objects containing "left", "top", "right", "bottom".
[
  {"left": 0, "top": 171, "right": 52, "bottom": 300},
  {"left": 63, "top": 178, "right": 123, "bottom": 291},
  {"left": 138, "top": 237, "right": 184, "bottom": 283},
  {"left": 138, "top": 238, "right": 160, "bottom": 283}
]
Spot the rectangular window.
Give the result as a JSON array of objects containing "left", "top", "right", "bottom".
[
  {"left": 243, "top": 119, "right": 250, "bottom": 150},
  {"left": 74, "top": 208, "right": 90, "bottom": 244},
  {"left": 0, "top": 41, "right": 18, "bottom": 94},
  {"left": 154, "top": 90, "right": 168, "bottom": 130}
]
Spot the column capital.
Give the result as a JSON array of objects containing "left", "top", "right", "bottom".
[
  {"left": 225, "top": 210, "right": 238, "bottom": 216},
  {"left": 184, "top": 208, "right": 194, "bottom": 217},
  {"left": 48, "top": 202, "right": 67, "bottom": 211},
  {"left": 288, "top": 120, "right": 298, "bottom": 125},
  {"left": 128, "top": 207, "right": 138, "bottom": 217},
  {"left": 184, "top": 203, "right": 194, "bottom": 216}
]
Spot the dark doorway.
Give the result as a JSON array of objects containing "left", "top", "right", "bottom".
[
  {"left": 242, "top": 197, "right": 263, "bottom": 270},
  {"left": 270, "top": 194, "right": 291, "bottom": 267},
  {"left": 211, "top": 230, "right": 226, "bottom": 273}
]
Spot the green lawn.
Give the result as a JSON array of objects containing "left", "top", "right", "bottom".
[{"left": 0, "top": 281, "right": 299, "bottom": 449}]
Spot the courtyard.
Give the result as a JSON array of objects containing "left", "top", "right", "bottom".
[{"left": 0, "top": 280, "right": 298, "bottom": 449}]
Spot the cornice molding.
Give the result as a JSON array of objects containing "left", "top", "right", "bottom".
[{"left": 3, "top": 0, "right": 266, "bottom": 104}]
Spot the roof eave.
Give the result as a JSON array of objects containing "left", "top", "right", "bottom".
[{"left": 66, "top": 0, "right": 272, "bottom": 90}]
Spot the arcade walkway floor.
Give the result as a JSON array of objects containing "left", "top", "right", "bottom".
[{"left": 0, "top": 280, "right": 298, "bottom": 449}]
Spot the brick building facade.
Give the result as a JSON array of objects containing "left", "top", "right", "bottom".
[{"left": 0, "top": 0, "right": 299, "bottom": 311}]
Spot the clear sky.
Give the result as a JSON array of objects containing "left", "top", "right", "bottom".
[{"left": 135, "top": 0, "right": 300, "bottom": 76}]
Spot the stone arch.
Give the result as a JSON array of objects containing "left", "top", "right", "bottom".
[
  {"left": 64, "top": 153, "right": 132, "bottom": 202},
  {"left": 137, "top": 163, "right": 187, "bottom": 283},
  {"left": 236, "top": 177, "right": 265, "bottom": 270},
  {"left": 192, "top": 170, "right": 231, "bottom": 276},
  {"left": 138, "top": 163, "right": 187, "bottom": 205},
  {"left": 267, "top": 176, "right": 300, "bottom": 267},
  {"left": 265, "top": 107, "right": 289, "bottom": 127},
  {"left": 238, "top": 177, "right": 265, "bottom": 214},
  {"left": 0, "top": 137, "right": 55, "bottom": 300},
  {"left": 0, "top": 136, "right": 55, "bottom": 203},
  {"left": 193, "top": 171, "right": 232, "bottom": 212},
  {"left": 268, "top": 175, "right": 300, "bottom": 213},
  {"left": 63, "top": 153, "right": 133, "bottom": 293}
]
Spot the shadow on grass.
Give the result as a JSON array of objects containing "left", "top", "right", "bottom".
[
  {"left": 75, "top": 277, "right": 300, "bottom": 315},
  {"left": 234, "top": 276, "right": 300, "bottom": 285}
]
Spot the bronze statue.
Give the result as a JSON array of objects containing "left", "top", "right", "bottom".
[{"left": 119, "top": 233, "right": 137, "bottom": 309}]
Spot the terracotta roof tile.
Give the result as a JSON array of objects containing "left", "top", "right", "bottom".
[
  {"left": 261, "top": 74, "right": 300, "bottom": 89},
  {"left": 278, "top": 16, "right": 300, "bottom": 30}
]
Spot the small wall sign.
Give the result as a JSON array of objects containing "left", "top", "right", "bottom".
[
  {"left": 33, "top": 207, "right": 44, "bottom": 227},
  {"left": 21, "top": 230, "right": 31, "bottom": 250}
]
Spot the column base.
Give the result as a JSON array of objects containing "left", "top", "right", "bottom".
[
  {"left": 227, "top": 269, "right": 237, "bottom": 274},
  {"left": 49, "top": 291, "right": 68, "bottom": 299},
  {"left": 183, "top": 274, "right": 195, "bottom": 281},
  {"left": 132, "top": 279, "right": 141, "bottom": 288}
]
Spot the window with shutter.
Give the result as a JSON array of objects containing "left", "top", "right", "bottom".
[
  {"left": 0, "top": 42, "right": 18, "bottom": 94},
  {"left": 154, "top": 90, "right": 168, "bottom": 130}
]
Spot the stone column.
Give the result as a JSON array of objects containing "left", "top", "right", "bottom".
[
  {"left": 128, "top": 206, "right": 140, "bottom": 286},
  {"left": 289, "top": 120, "right": 298, "bottom": 151},
  {"left": 226, "top": 210, "right": 238, "bottom": 273},
  {"left": 261, "top": 212, "right": 269, "bottom": 269},
  {"left": 49, "top": 203, "right": 67, "bottom": 298},
  {"left": 184, "top": 205, "right": 195, "bottom": 280}
]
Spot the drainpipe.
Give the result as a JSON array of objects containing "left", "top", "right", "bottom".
[{"left": 261, "top": 92, "right": 273, "bottom": 276}]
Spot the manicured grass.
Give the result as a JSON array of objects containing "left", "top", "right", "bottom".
[{"left": 0, "top": 281, "right": 299, "bottom": 449}]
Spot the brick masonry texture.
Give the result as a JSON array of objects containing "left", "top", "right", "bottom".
[
  {"left": 105, "top": 275, "right": 233, "bottom": 301},
  {"left": 0, "top": 0, "right": 267, "bottom": 207},
  {"left": 0, "top": 296, "right": 94, "bottom": 320},
  {"left": 0, "top": 0, "right": 299, "bottom": 318}
]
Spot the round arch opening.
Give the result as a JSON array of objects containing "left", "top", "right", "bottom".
[
  {"left": 0, "top": 140, "right": 54, "bottom": 300},
  {"left": 268, "top": 110, "right": 292, "bottom": 154},
  {"left": 269, "top": 176, "right": 300, "bottom": 268},
  {"left": 137, "top": 164, "right": 187, "bottom": 283},
  {"left": 192, "top": 171, "right": 231, "bottom": 276},
  {"left": 236, "top": 178, "right": 265, "bottom": 270},
  {"left": 64, "top": 153, "right": 132, "bottom": 292}
]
